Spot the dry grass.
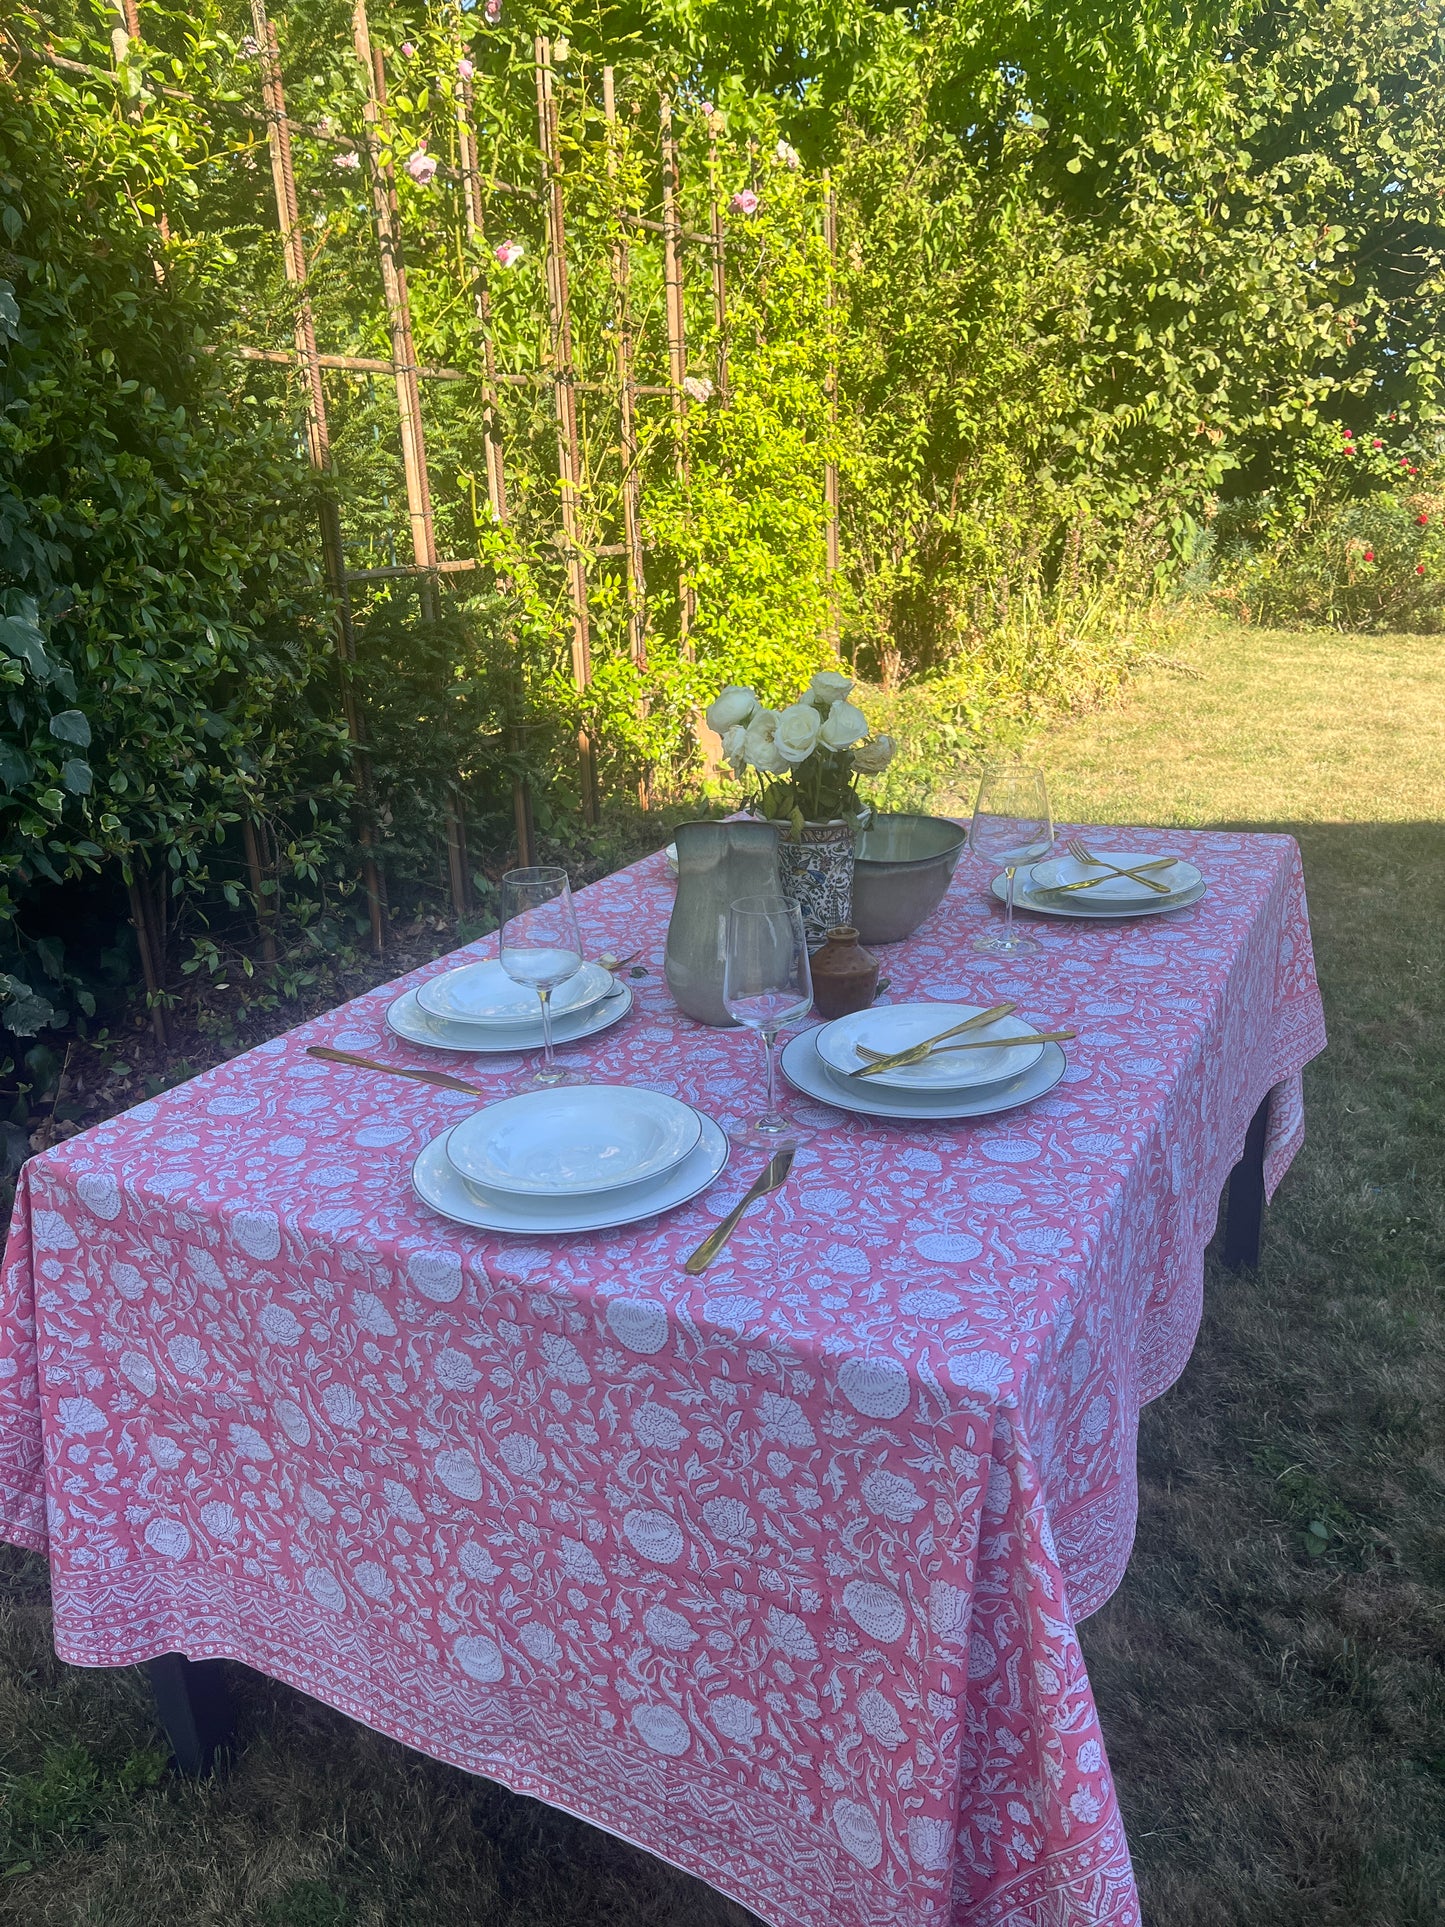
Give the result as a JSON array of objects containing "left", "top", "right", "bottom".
[{"left": 3, "top": 618, "right": 1443, "bottom": 1923}]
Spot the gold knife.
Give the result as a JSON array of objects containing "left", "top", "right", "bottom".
[
  {"left": 683, "top": 1144, "right": 796, "bottom": 1274},
  {"left": 305, "top": 1045, "right": 483, "bottom": 1096},
  {"left": 854, "top": 1029, "right": 1075, "bottom": 1072},
  {"left": 848, "top": 1000, "right": 1017, "bottom": 1078}
]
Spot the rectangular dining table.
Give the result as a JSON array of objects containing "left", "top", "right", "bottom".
[{"left": 0, "top": 825, "right": 1325, "bottom": 1927}]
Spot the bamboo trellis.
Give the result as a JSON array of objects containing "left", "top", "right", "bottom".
[{"left": 18, "top": 10, "right": 843, "bottom": 951}]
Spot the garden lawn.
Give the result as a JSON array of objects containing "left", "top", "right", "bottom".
[{"left": 2, "top": 620, "right": 1443, "bottom": 1926}]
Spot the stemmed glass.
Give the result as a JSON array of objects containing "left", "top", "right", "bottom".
[
  {"left": 498, "top": 866, "right": 584, "bottom": 1087},
  {"left": 722, "top": 894, "right": 813, "bottom": 1139},
  {"left": 969, "top": 763, "right": 1054, "bottom": 956}
]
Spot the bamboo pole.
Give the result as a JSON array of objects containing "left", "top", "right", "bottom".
[
  {"left": 535, "top": 36, "right": 598, "bottom": 823},
  {"left": 350, "top": 0, "right": 438, "bottom": 603},
  {"left": 708, "top": 129, "right": 730, "bottom": 407},
  {"left": 252, "top": 0, "right": 387, "bottom": 953},
  {"left": 660, "top": 93, "right": 694, "bottom": 650},
  {"left": 823, "top": 171, "right": 841, "bottom": 646},
  {"left": 603, "top": 67, "right": 646, "bottom": 670}
]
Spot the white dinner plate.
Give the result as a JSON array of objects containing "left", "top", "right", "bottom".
[
  {"left": 386, "top": 981, "right": 632, "bottom": 1054},
  {"left": 781, "top": 1026, "right": 1067, "bottom": 1120},
  {"left": 416, "top": 957, "right": 616, "bottom": 1027},
  {"left": 1026, "top": 850, "right": 1204, "bottom": 907},
  {"left": 445, "top": 1084, "right": 703, "bottom": 1197},
  {"left": 414, "top": 1114, "right": 730, "bottom": 1234},
  {"left": 995, "top": 869, "right": 1207, "bottom": 921},
  {"left": 815, "top": 1002, "right": 1046, "bottom": 1092}
]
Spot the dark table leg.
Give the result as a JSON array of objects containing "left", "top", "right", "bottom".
[
  {"left": 144, "top": 1654, "right": 237, "bottom": 1775},
  {"left": 1223, "top": 1093, "right": 1271, "bottom": 1272}
]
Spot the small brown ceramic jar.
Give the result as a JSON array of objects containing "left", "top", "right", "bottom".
[{"left": 809, "top": 925, "right": 879, "bottom": 1020}]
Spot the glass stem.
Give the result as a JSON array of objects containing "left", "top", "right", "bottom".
[
  {"left": 1004, "top": 865, "right": 1016, "bottom": 939},
  {"left": 761, "top": 1025, "right": 778, "bottom": 1117},
  {"left": 538, "top": 987, "right": 554, "bottom": 1074}
]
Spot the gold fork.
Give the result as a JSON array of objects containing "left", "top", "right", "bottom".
[
  {"left": 1062, "top": 837, "right": 1176, "bottom": 895},
  {"left": 849, "top": 1001, "right": 1017, "bottom": 1078}
]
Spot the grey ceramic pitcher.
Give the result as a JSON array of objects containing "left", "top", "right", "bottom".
[{"left": 664, "top": 820, "right": 781, "bottom": 1027}]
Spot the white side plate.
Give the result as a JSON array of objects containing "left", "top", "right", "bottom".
[
  {"left": 387, "top": 981, "right": 631, "bottom": 1055},
  {"left": 995, "top": 872, "right": 1207, "bottom": 921},
  {"left": 815, "top": 1002, "right": 1046, "bottom": 1091},
  {"left": 414, "top": 1114, "right": 730, "bottom": 1234},
  {"left": 1027, "top": 851, "right": 1203, "bottom": 906},
  {"left": 416, "top": 957, "right": 616, "bottom": 1026},
  {"left": 445, "top": 1084, "right": 702, "bottom": 1197},
  {"left": 781, "top": 1026, "right": 1067, "bottom": 1120}
]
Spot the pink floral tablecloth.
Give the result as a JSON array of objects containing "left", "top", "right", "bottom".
[{"left": 0, "top": 826, "right": 1325, "bottom": 1927}]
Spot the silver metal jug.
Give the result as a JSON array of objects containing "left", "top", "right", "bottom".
[{"left": 664, "top": 820, "right": 781, "bottom": 1027}]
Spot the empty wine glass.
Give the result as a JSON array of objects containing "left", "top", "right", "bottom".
[
  {"left": 498, "top": 866, "right": 584, "bottom": 1087},
  {"left": 969, "top": 763, "right": 1054, "bottom": 956},
  {"left": 722, "top": 894, "right": 813, "bottom": 1139}
]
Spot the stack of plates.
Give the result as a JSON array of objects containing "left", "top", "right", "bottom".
[
  {"left": 997, "top": 851, "right": 1205, "bottom": 920},
  {"left": 412, "top": 1084, "right": 730, "bottom": 1233},
  {"left": 781, "top": 1002, "right": 1067, "bottom": 1121},
  {"left": 387, "top": 958, "right": 632, "bottom": 1055}
]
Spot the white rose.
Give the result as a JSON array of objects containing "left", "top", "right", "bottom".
[
  {"left": 706, "top": 685, "right": 759, "bottom": 733},
  {"left": 808, "top": 669, "right": 855, "bottom": 710},
  {"left": 744, "top": 708, "right": 788, "bottom": 775},
  {"left": 852, "top": 734, "right": 895, "bottom": 774},
  {"left": 775, "top": 702, "right": 823, "bottom": 764},
  {"left": 819, "top": 699, "right": 870, "bottom": 750},
  {"left": 720, "top": 722, "right": 748, "bottom": 772}
]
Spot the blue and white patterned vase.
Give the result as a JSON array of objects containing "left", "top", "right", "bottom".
[{"left": 771, "top": 818, "right": 857, "bottom": 948}]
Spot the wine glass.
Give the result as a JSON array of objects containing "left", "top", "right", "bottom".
[
  {"left": 498, "top": 866, "right": 584, "bottom": 1087},
  {"left": 968, "top": 763, "right": 1054, "bottom": 956},
  {"left": 722, "top": 894, "right": 813, "bottom": 1139}
]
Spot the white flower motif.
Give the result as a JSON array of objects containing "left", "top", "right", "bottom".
[
  {"left": 228, "top": 1423, "right": 274, "bottom": 1462},
  {"left": 1070, "top": 1788, "right": 1103, "bottom": 1823},
  {"left": 144, "top": 1518, "right": 191, "bottom": 1560},
  {"left": 709, "top": 1693, "right": 762, "bottom": 1740},
  {"left": 454, "top": 1634, "right": 505, "bottom": 1682},
  {"left": 559, "top": 1537, "right": 605, "bottom": 1585},
  {"left": 947, "top": 1350, "right": 1012, "bottom": 1395},
  {"left": 632, "top": 1402, "right": 685, "bottom": 1450},
  {"left": 407, "top": 1248, "right": 462, "bottom": 1302},
  {"left": 541, "top": 1333, "right": 589, "bottom": 1384},
  {"left": 765, "top": 1607, "right": 817, "bottom": 1660},
  {"left": 861, "top": 1467, "right": 924, "bottom": 1521},
  {"left": 857, "top": 1687, "right": 906, "bottom": 1748},
  {"left": 498, "top": 1433, "right": 546, "bottom": 1479},
  {"left": 606, "top": 1299, "right": 669, "bottom": 1354},
  {"left": 273, "top": 1399, "right": 311, "bottom": 1445},
  {"left": 120, "top": 1352, "right": 156, "bottom": 1396},
  {"left": 354, "top": 1561, "right": 393, "bottom": 1601},
  {"left": 832, "top": 1798, "right": 883, "bottom": 1869},
  {"left": 384, "top": 1479, "right": 426, "bottom": 1523},
  {"left": 321, "top": 1384, "right": 364, "bottom": 1430},
  {"left": 759, "top": 1392, "right": 815, "bottom": 1447},
  {"left": 908, "top": 1815, "right": 952, "bottom": 1869},
  {"left": 644, "top": 1604, "right": 697, "bottom": 1651},
  {"left": 434, "top": 1448, "right": 484, "bottom": 1501},
  {"left": 519, "top": 1622, "right": 561, "bottom": 1665},
  {"left": 259, "top": 1303, "right": 303, "bottom": 1346},
  {"left": 352, "top": 1291, "right": 396, "bottom": 1336},
  {"left": 166, "top": 1336, "right": 209, "bottom": 1378},
  {"left": 841, "top": 1578, "right": 907, "bottom": 1643},
  {"left": 200, "top": 1501, "right": 239, "bottom": 1538},
  {"left": 837, "top": 1355, "right": 910, "bottom": 1418},
  {"left": 702, "top": 1496, "right": 756, "bottom": 1546},
  {"left": 631, "top": 1704, "right": 691, "bottom": 1755},
  {"left": 435, "top": 1347, "right": 480, "bottom": 1391},
  {"left": 458, "top": 1540, "right": 500, "bottom": 1580},
  {"left": 1077, "top": 1739, "right": 1103, "bottom": 1772},
  {"left": 622, "top": 1508, "right": 684, "bottom": 1564},
  {"left": 59, "top": 1396, "right": 107, "bottom": 1435}
]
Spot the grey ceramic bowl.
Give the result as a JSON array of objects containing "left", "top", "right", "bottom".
[{"left": 851, "top": 814, "right": 968, "bottom": 943}]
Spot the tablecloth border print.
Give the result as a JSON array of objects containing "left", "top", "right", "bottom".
[{"left": 0, "top": 824, "right": 1333, "bottom": 1927}]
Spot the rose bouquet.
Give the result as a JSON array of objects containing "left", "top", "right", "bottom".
[{"left": 705, "top": 672, "right": 895, "bottom": 835}]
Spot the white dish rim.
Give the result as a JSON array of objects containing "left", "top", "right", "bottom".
[
  {"left": 814, "top": 1001, "right": 1046, "bottom": 1091},
  {"left": 386, "top": 981, "right": 631, "bottom": 1054},
  {"left": 781, "top": 1025, "right": 1067, "bottom": 1120},
  {"left": 413, "top": 1113, "right": 730, "bottom": 1234},
  {"left": 415, "top": 956, "right": 616, "bottom": 1026},
  {"left": 996, "top": 872, "right": 1207, "bottom": 921},
  {"left": 443, "top": 1083, "right": 704, "bottom": 1197}
]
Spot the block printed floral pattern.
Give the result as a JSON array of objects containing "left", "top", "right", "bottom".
[{"left": 0, "top": 827, "right": 1324, "bottom": 1927}]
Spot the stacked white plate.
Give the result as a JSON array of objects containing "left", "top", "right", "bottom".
[
  {"left": 781, "top": 1001, "right": 1067, "bottom": 1121},
  {"left": 412, "top": 1083, "right": 730, "bottom": 1233},
  {"left": 387, "top": 957, "right": 632, "bottom": 1055},
  {"left": 997, "top": 850, "right": 1205, "bottom": 920}
]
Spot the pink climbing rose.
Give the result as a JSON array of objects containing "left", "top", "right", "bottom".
[
  {"left": 333, "top": 150, "right": 362, "bottom": 171},
  {"left": 730, "top": 189, "right": 759, "bottom": 216},
  {"left": 406, "top": 147, "right": 438, "bottom": 185},
  {"left": 401, "top": 40, "right": 416, "bottom": 57},
  {"left": 458, "top": 57, "right": 474, "bottom": 78},
  {"left": 485, "top": 0, "right": 502, "bottom": 20},
  {"left": 494, "top": 240, "right": 524, "bottom": 267}
]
